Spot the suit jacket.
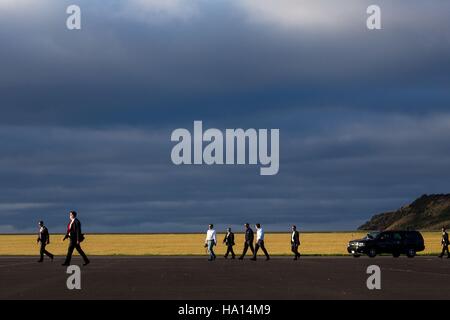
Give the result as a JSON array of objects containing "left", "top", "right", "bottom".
[
  {"left": 37, "top": 226, "right": 50, "bottom": 244},
  {"left": 443, "top": 232, "right": 449, "bottom": 245},
  {"left": 291, "top": 231, "right": 300, "bottom": 245},
  {"left": 245, "top": 228, "right": 254, "bottom": 243},
  {"left": 223, "top": 232, "right": 235, "bottom": 246},
  {"left": 65, "top": 218, "right": 83, "bottom": 243}
]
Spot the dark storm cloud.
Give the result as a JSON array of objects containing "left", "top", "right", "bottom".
[
  {"left": 2, "top": 0, "right": 450, "bottom": 126},
  {"left": 0, "top": 1, "right": 450, "bottom": 232}
]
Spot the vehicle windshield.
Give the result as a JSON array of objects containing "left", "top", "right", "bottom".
[{"left": 365, "top": 232, "right": 380, "bottom": 239}]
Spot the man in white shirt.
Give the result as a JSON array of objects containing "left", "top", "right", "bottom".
[
  {"left": 251, "top": 223, "right": 270, "bottom": 261},
  {"left": 205, "top": 224, "right": 217, "bottom": 261}
]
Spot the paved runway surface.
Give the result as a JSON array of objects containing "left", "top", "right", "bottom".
[{"left": 1, "top": 256, "right": 449, "bottom": 299}]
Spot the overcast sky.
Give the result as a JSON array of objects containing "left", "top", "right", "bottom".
[{"left": 1, "top": 0, "right": 450, "bottom": 233}]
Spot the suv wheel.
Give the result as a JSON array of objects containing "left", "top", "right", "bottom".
[
  {"left": 353, "top": 254, "right": 361, "bottom": 258},
  {"left": 406, "top": 248, "right": 416, "bottom": 258},
  {"left": 368, "top": 248, "right": 377, "bottom": 258},
  {"left": 392, "top": 252, "right": 400, "bottom": 258}
]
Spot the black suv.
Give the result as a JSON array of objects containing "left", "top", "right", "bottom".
[{"left": 347, "top": 231, "right": 425, "bottom": 258}]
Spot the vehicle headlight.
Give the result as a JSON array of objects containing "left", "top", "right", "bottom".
[{"left": 357, "top": 242, "right": 365, "bottom": 247}]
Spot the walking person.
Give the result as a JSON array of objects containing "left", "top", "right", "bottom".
[
  {"left": 62, "top": 211, "right": 90, "bottom": 266},
  {"left": 223, "top": 227, "right": 235, "bottom": 259},
  {"left": 251, "top": 223, "right": 270, "bottom": 261},
  {"left": 205, "top": 224, "right": 217, "bottom": 261},
  {"left": 238, "top": 223, "right": 254, "bottom": 260},
  {"left": 291, "top": 225, "right": 301, "bottom": 260},
  {"left": 438, "top": 226, "right": 450, "bottom": 258},
  {"left": 37, "top": 221, "right": 54, "bottom": 262}
]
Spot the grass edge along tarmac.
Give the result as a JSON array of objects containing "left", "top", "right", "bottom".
[{"left": 0, "top": 232, "right": 444, "bottom": 256}]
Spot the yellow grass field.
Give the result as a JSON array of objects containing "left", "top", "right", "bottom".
[{"left": 0, "top": 232, "right": 444, "bottom": 256}]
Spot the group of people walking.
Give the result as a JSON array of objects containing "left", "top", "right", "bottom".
[
  {"left": 37, "top": 210, "right": 90, "bottom": 266},
  {"left": 36, "top": 214, "right": 449, "bottom": 262},
  {"left": 204, "top": 223, "right": 301, "bottom": 261}
]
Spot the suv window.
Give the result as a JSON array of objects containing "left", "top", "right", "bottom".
[
  {"left": 393, "top": 233, "right": 402, "bottom": 241},
  {"left": 378, "top": 233, "right": 391, "bottom": 241},
  {"left": 366, "top": 232, "right": 380, "bottom": 239}
]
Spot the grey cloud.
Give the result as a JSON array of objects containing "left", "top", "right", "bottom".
[
  {"left": 0, "top": 1, "right": 449, "bottom": 232},
  {"left": 1, "top": 1, "right": 450, "bottom": 125},
  {"left": 1, "top": 110, "right": 450, "bottom": 232}
]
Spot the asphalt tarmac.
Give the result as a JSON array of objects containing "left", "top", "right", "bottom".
[{"left": 0, "top": 256, "right": 449, "bottom": 299}]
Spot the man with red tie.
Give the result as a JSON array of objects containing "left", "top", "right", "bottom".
[{"left": 62, "top": 210, "right": 90, "bottom": 266}]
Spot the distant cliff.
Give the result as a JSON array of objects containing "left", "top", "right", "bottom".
[{"left": 358, "top": 194, "right": 450, "bottom": 231}]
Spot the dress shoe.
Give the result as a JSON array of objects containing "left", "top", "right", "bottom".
[
  {"left": 83, "top": 261, "right": 90, "bottom": 266},
  {"left": 250, "top": 257, "right": 256, "bottom": 261},
  {"left": 37, "top": 260, "right": 43, "bottom": 263}
]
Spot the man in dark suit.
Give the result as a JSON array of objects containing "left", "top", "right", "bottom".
[
  {"left": 238, "top": 223, "right": 254, "bottom": 260},
  {"left": 291, "top": 225, "right": 301, "bottom": 260},
  {"left": 37, "top": 221, "right": 54, "bottom": 262},
  {"left": 62, "top": 211, "right": 90, "bottom": 266},
  {"left": 223, "top": 227, "right": 235, "bottom": 259},
  {"left": 439, "top": 226, "right": 450, "bottom": 258}
]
